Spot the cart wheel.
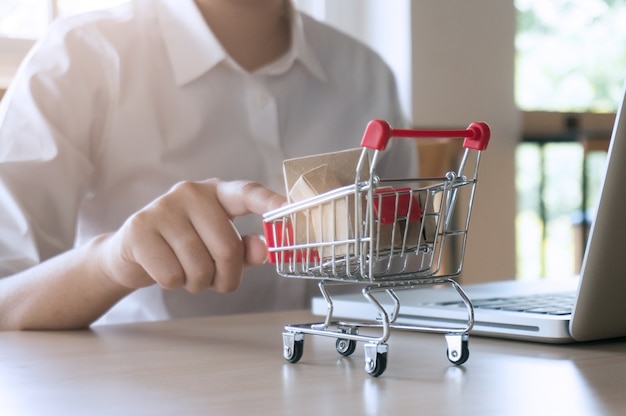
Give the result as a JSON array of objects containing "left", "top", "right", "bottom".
[
  {"left": 336, "top": 338, "right": 357, "bottom": 357},
  {"left": 364, "top": 343, "right": 389, "bottom": 377},
  {"left": 365, "top": 352, "right": 387, "bottom": 377},
  {"left": 283, "top": 332, "right": 304, "bottom": 363},
  {"left": 446, "top": 340, "right": 470, "bottom": 365},
  {"left": 284, "top": 339, "right": 304, "bottom": 363}
]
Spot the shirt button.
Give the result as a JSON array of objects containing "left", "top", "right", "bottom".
[{"left": 256, "top": 92, "right": 270, "bottom": 108}]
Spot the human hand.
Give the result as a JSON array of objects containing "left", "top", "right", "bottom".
[{"left": 97, "top": 179, "right": 285, "bottom": 294}]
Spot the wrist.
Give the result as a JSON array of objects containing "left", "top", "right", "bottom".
[{"left": 88, "top": 233, "right": 136, "bottom": 296}]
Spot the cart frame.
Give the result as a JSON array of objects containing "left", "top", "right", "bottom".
[{"left": 263, "top": 119, "right": 490, "bottom": 377}]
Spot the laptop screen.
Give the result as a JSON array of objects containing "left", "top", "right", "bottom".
[{"left": 570, "top": 80, "right": 626, "bottom": 341}]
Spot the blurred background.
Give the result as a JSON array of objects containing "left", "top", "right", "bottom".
[{"left": 1, "top": 0, "right": 624, "bottom": 283}]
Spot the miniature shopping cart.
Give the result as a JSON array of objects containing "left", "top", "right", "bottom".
[{"left": 263, "top": 119, "right": 490, "bottom": 377}]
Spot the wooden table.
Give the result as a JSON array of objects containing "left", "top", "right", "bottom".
[{"left": 1, "top": 310, "right": 625, "bottom": 415}]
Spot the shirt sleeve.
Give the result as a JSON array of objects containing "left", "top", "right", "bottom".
[{"left": 0, "top": 19, "right": 113, "bottom": 276}]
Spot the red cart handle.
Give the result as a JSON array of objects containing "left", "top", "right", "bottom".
[{"left": 360, "top": 120, "right": 490, "bottom": 152}]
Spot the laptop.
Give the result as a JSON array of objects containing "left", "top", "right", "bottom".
[{"left": 312, "top": 84, "right": 626, "bottom": 344}]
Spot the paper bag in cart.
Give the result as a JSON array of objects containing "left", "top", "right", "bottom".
[
  {"left": 284, "top": 148, "right": 364, "bottom": 258},
  {"left": 283, "top": 148, "right": 431, "bottom": 260}
]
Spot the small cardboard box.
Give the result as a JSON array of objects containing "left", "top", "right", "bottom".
[
  {"left": 283, "top": 148, "right": 368, "bottom": 200},
  {"left": 282, "top": 147, "right": 439, "bottom": 260},
  {"left": 289, "top": 164, "right": 353, "bottom": 257},
  {"left": 284, "top": 149, "right": 367, "bottom": 258},
  {"left": 288, "top": 164, "right": 342, "bottom": 204}
]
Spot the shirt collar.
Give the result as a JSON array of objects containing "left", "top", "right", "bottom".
[
  {"left": 156, "top": 0, "right": 225, "bottom": 86},
  {"left": 156, "top": 0, "right": 327, "bottom": 86},
  {"left": 256, "top": 8, "right": 327, "bottom": 82}
]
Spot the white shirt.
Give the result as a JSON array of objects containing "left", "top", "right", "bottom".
[{"left": 0, "top": 0, "right": 415, "bottom": 324}]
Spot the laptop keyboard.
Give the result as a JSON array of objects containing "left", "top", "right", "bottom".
[{"left": 442, "top": 292, "right": 577, "bottom": 315}]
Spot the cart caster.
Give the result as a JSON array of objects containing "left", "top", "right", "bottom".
[
  {"left": 336, "top": 338, "right": 357, "bottom": 357},
  {"left": 364, "top": 343, "right": 388, "bottom": 377},
  {"left": 283, "top": 332, "right": 304, "bottom": 363},
  {"left": 336, "top": 325, "right": 358, "bottom": 357},
  {"left": 445, "top": 332, "right": 470, "bottom": 365}
]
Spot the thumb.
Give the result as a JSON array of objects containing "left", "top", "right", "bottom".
[{"left": 243, "top": 234, "right": 270, "bottom": 267}]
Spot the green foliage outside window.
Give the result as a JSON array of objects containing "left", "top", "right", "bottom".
[{"left": 516, "top": 0, "right": 626, "bottom": 112}]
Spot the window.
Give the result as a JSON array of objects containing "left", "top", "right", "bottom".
[
  {"left": 515, "top": 0, "right": 624, "bottom": 280},
  {"left": 516, "top": 0, "right": 626, "bottom": 112},
  {"left": 0, "top": 0, "right": 126, "bottom": 95},
  {"left": 0, "top": 0, "right": 128, "bottom": 40}
]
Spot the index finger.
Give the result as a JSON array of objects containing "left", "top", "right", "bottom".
[{"left": 211, "top": 180, "right": 286, "bottom": 218}]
